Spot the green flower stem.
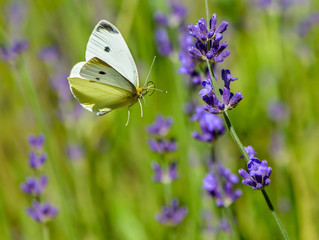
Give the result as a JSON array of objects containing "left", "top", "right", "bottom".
[
  {"left": 222, "top": 111, "right": 250, "bottom": 163},
  {"left": 42, "top": 224, "right": 49, "bottom": 240}
]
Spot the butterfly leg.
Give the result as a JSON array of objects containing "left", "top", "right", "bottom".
[
  {"left": 125, "top": 108, "right": 131, "bottom": 126},
  {"left": 138, "top": 98, "right": 143, "bottom": 118}
]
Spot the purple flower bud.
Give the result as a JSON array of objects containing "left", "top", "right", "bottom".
[
  {"left": 217, "top": 101, "right": 225, "bottom": 110},
  {"left": 29, "top": 152, "right": 46, "bottom": 169},
  {"left": 198, "top": 18, "right": 208, "bottom": 34},
  {"left": 206, "top": 51, "right": 214, "bottom": 60},
  {"left": 21, "top": 175, "right": 48, "bottom": 196},
  {"left": 28, "top": 134, "right": 45, "bottom": 149},
  {"left": 188, "top": 46, "right": 203, "bottom": 59},
  {"left": 204, "top": 105, "right": 222, "bottom": 114},
  {"left": 213, "top": 55, "right": 225, "bottom": 62},
  {"left": 217, "top": 41, "right": 228, "bottom": 53},
  {"left": 26, "top": 200, "right": 58, "bottom": 222},
  {"left": 207, "top": 30, "right": 214, "bottom": 39},
  {"left": 151, "top": 161, "right": 163, "bottom": 182},
  {"left": 214, "top": 33, "right": 223, "bottom": 41},
  {"left": 228, "top": 91, "right": 243, "bottom": 108},
  {"left": 210, "top": 14, "right": 217, "bottom": 31},
  {"left": 156, "top": 199, "right": 188, "bottom": 226},
  {"left": 215, "top": 21, "right": 228, "bottom": 34},
  {"left": 222, "top": 87, "right": 231, "bottom": 105}
]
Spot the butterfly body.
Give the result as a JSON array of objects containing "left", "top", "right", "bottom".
[{"left": 68, "top": 20, "right": 148, "bottom": 116}]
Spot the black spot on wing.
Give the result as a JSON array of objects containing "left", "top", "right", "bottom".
[
  {"left": 99, "top": 71, "right": 106, "bottom": 75},
  {"left": 104, "top": 46, "right": 110, "bottom": 52},
  {"left": 97, "top": 22, "right": 119, "bottom": 34},
  {"left": 95, "top": 77, "right": 100, "bottom": 80}
]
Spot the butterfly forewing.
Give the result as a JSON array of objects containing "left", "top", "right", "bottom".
[{"left": 85, "top": 20, "right": 139, "bottom": 87}]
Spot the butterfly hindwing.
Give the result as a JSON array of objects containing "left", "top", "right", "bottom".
[
  {"left": 85, "top": 20, "right": 139, "bottom": 87},
  {"left": 68, "top": 61, "right": 138, "bottom": 115}
]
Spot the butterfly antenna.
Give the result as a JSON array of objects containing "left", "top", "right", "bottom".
[
  {"left": 143, "top": 56, "right": 157, "bottom": 88},
  {"left": 138, "top": 98, "right": 143, "bottom": 118},
  {"left": 125, "top": 109, "right": 131, "bottom": 126}
]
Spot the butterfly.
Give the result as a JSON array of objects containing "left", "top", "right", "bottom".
[{"left": 68, "top": 20, "right": 161, "bottom": 124}]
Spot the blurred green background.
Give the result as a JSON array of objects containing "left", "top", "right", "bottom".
[{"left": 1, "top": 0, "right": 319, "bottom": 239}]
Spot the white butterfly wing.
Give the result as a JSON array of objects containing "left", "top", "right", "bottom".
[
  {"left": 85, "top": 20, "right": 139, "bottom": 88},
  {"left": 68, "top": 61, "right": 138, "bottom": 116}
]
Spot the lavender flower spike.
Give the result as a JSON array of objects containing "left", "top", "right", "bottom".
[
  {"left": 156, "top": 199, "right": 188, "bottom": 226},
  {"left": 26, "top": 200, "right": 58, "bottom": 222},
  {"left": 187, "top": 14, "right": 230, "bottom": 63}
]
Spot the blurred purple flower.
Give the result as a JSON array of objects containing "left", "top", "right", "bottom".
[
  {"left": 39, "top": 46, "right": 59, "bottom": 62},
  {"left": 26, "top": 200, "right": 58, "bottom": 223},
  {"left": 7, "top": 2, "right": 28, "bottom": 28},
  {"left": 21, "top": 175, "right": 48, "bottom": 196},
  {"left": 203, "top": 164, "right": 242, "bottom": 207},
  {"left": 218, "top": 218, "right": 230, "bottom": 233},
  {"left": 239, "top": 146, "right": 272, "bottom": 190},
  {"left": 191, "top": 106, "right": 225, "bottom": 143},
  {"left": 267, "top": 101, "right": 290, "bottom": 123},
  {"left": 299, "top": 13, "right": 319, "bottom": 36},
  {"left": 0, "top": 39, "right": 29, "bottom": 61},
  {"left": 152, "top": 161, "right": 178, "bottom": 183},
  {"left": 183, "top": 101, "right": 196, "bottom": 115},
  {"left": 66, "top": 144, "right": 84, "bottom": 161},
  {"left": 50, "top": 71, "right": 72, "bottom": 102},
  {"left": 155, "top": 28, "right": 173, "bottom": 56},
  {"left": 146, "top": 115, "right": 173, "bottom": 137},
  {"left": 170, "top": 0, "right": 187, "bottom": 25},
  {"left": 28, "top": 134, "right": 45, "bottom": 149},
  {"left": 154, "top": 12, "right": 169, "bottom": 27},
  {"left": 29, "top": 152, "right": 46, "bottom": 169},
  {"left": 148, "top": 138, "right": 177, "bottom": 154},
  {"left": 255, "top": 0, "right": 272, "bottom": 8},
  {"left": 156, "top": 199, "right": 188, "bottom": 226}
]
